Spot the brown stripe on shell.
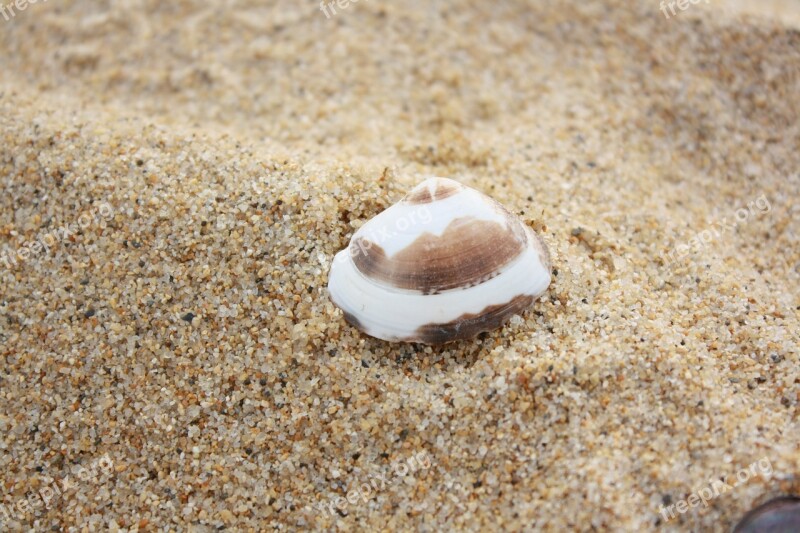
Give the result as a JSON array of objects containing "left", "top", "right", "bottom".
[
  {"left": 351, "top": 217, "right": 525, "bottom": 294},
  {"left": 404, "top": 180, "right": 461, "bottom": 204},
  {"left": 342, "top": 310, "right": 365, "bottom": 332},
  {"left": 329, "top": 290, "right": 367, "bottom": 333},
  {"left": 414, "top": 294, "right": 534, "bottom": 344}
]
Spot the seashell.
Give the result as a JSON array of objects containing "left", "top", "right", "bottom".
[
  {"left": 733, "top": 496, "right": 800, "bottom": 533},
  {"left": 327, "top": 177, "right": 551, "bottom": 344}
]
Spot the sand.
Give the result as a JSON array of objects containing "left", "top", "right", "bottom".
[{"left": 0, "top": 0, "right": 798, "bottom": 531}]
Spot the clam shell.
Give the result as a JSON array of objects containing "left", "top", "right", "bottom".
[
  {"left": 733, "top": 496, "right": 800, "bottom": 533},
  {"left": 327, "top": 177, "right": 551, "bottom": 344}
]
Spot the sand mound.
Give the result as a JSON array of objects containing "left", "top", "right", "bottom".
[{"left": 1, "top": 0, "right": 798, "bottom": 530}]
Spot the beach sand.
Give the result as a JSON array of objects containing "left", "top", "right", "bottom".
[{"left": 0, "top": 0, "right": 798, "bottom": 530}]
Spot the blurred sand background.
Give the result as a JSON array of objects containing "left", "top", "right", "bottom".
[{"left": 0, "top": 0, "right": 798, "bottom": 531}]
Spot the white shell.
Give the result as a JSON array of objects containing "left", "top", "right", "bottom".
[{"left": 327, "top": 177, "right": 551, "bottom": 344}]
